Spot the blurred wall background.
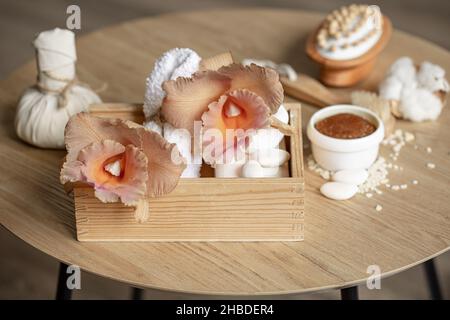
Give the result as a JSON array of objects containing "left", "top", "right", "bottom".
[
  {"left": 1, "top": 0, "right": 449, "bottom": 78},
  {"left": 0, "top": 0, "right": 449, "bottom": 299}
]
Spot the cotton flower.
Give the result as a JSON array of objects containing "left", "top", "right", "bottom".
[
  {"left": 399, "top": 87, "right": 443, "bottom": 122},
  {"left": 387, "top": 56, "right": 416, "bottom": 86},
  {"left": 417, "top": 61, "right": 450, "bottom": 92},
  {"left": 379, "top": 75, "right": 403, "bottom": 100},
  {"left": 379, "top": 57, "right": 448, "bottom": 122}
]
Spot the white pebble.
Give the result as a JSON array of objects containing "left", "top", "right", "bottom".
[
  {"left": 215, "top": 161, "right": 245, "bottom": 178},
  {"left": 262, "top": 166, "right": 284, "bottom": 177},
  {"left": 332, "top": 169, "right": 368, "bottom": 185},
  {"left": 320, "top": 182, "right": 358, "bottom": 201},
  {"left": 241, "top": 160, "right": 281, "bottom": 178},
  {"left": 400, "top": 184, "right": 408, "bottom": 189},
  {"left": 242, "top": 160, "right": 263, "bottom": 178},
  {"left": 366, "top": 193, "right": 373, "bottom": 198},
  {"left": 412, "top": 180, "right": 418, "bottom": 185},
  {"left": 426, "top": 147, "right": 432, "bottom": 154},
  {"left": 375, "top": 204, "right": 383, "bottom": 212},
  {"left": 392, "top": 185, "right": 400, "bottom": 191},
  {"left": 427, "top": 163, "right": 436, "bottom": 169},
  {"left": 252, "top": 148, "right": 290, "bottom": 168}
]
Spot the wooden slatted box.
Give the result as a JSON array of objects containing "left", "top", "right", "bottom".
[{"left": 72, "top": 102, "right": 305, "bottom": 241}]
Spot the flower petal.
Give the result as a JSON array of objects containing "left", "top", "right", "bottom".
[
  {"left": 60, "top": 159, "right": 83, "bottom": 183},
  {"left": 139, "top": 128, "right": 186, "bottom": 197},
  {"left": 64, "top": 113, "right": 141, "bottom": 162},
  {"left": 161, "top": 71, "right": 231, "bottom": 132},
  {"left": 218, "top": 63, "right": 284, "bottom": 112},
  {"left": 116, "top": 144, "right": 149, "bottom": 205}
]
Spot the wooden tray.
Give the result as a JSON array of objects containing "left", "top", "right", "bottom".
[
  {"left": 306, "top": 15, "right": 392, "bottom": 87},
  {"left": 71, "top": 102, "right": 305, "bottom": 242}
]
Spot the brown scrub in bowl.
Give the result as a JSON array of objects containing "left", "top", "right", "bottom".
[{"left": 315, "top": 113, "right": 376, "bottom": 139}]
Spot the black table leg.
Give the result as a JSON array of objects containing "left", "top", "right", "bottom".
[
  {"left": 424, "top": 259, "right": 442, "bottom": 300},
  {"left": 56, "top": 262, "right": 73, "bottom": 300},
  {"left": 131, "top": 287, "right": 144, "bottom": 300},
  {"left": 341, "top": 286, "right": 358, "bottom": 300}
]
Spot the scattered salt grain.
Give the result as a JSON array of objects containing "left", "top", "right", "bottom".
[
  {"left": 375, "top": 204, "right": 383, "bottom": 212},
  {"left": 426, "top": 147, "right": 432, "bottom": 154},
  {"left": 400, "top": 184, "right": 408, "bottom": 190},
  {"left": 392, "top": 185, "right": 400, "bottom": 191},
  {"left": 320, "top": 171, "right": 331, "bottom": 180},
  {"left": 404, "top": 132, "right": 415, "bottom": 142},
  {"left": 393, "top": 144, "right": 402, "bottom": 153},
  {"left": 427, "top": 163, "right": 436, "bottom": 169},
  {"left": 358, "top": 157, "right": 389, "bottom": 194},
  {"left": 412, "top": 180, "right": 418, "bottom": 185},
  {"left": 307, "top": 155, "right": 331, "bottom": 180},
  {"left": 366, "top": 193, "right": 373, "bottom": 198}
]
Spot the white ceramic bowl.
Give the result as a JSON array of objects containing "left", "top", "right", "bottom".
[{"left": 306, "top": 105, "right": 384, "bottom": 171}]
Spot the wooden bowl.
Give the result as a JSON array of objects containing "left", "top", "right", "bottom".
[{"left": 306, "top": 15, "right": 392, "bottom": 87}]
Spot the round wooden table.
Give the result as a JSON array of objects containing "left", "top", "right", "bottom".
[{"left": 1, "top": 9, "right": 449, "bottom": 298}]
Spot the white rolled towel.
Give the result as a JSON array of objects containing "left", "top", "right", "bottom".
[{"left": 143, "top": 48, "right": 201, "bottom": 119}]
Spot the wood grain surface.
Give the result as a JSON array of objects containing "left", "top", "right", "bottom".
[{"left": 0, "top": 9, "right": 449, "bottom": 295}]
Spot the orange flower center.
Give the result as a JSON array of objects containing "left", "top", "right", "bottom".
[
  {"left": 99, "top": 154, "right": 126, "bottom": 183},
  {"left": 220, "top": 96, "right": 250, "bottom": 130}
]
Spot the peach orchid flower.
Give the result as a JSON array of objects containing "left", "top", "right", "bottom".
[
  {"left": 60, "top": 113, "right": 186, "bottom": 221},
  {"left": 161, "top": 63, "right": 284, "bottom": 164}
]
